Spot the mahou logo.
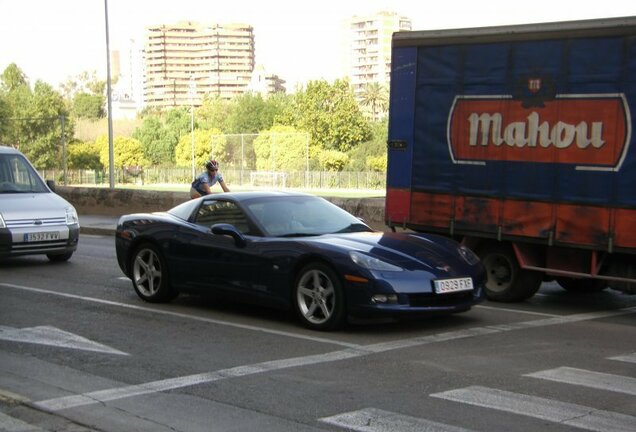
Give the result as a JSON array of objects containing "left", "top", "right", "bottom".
[{"left": 447, "top": 94, "right": 631, "bottom": 171}]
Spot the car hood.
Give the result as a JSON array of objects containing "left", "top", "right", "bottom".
[
  {"left": 313, "top": 231, "right": 469, "bottom": 272},
  {"left": 0, "top": 192, "right": 73, "bottom": 220}
]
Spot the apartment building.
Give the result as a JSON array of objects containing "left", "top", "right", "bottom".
[
  {"left": 144, "top": 21, "right": 255, "bottom": 108},
  {"left": 348, "top": 12, "right": 411, "bottom": 99}
]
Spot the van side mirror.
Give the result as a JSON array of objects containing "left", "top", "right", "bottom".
[{"left": 46, "top": 179, "right": 56, "bottom": 192}]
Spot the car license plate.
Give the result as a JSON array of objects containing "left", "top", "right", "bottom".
[
  {"left": 24, "top": 231, "right": 60, "bottom": 242},
  {"left": 433, "top": 277, "right": 474, "bottom": 294}
]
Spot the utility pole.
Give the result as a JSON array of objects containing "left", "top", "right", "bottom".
[{"left": 60, "top": 115, "right": 67, "bottom": 185}]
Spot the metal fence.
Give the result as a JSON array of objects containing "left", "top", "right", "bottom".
[{"left": 40, "top": 168, "right": 386, "bottom": 190}]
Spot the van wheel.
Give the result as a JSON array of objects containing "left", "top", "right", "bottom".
[
  {"left": 479, "top": 244, "right": 542, "bottom": 302},
  {"left": 47, "top": 252, "right": 73, "bottom": 262}
]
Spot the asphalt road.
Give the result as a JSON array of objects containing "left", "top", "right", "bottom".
[{"left": 1, "top": 234, "right": 635, "bottom": 432}]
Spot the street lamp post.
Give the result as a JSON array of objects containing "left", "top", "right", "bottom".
[
  {"left": 189, "top": 76, "right": 196, "bottom": 180},
  {"left": 104, "top": 0, "right": 115, "bottom": 189}
]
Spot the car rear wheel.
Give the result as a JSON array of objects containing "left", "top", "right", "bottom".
[
  {"left": 294, "top": 263, "right": 345, "bottom": 331},
  {"left": 47, "top": 252, "right": 73, "bottom": 262},
  {"left": 131, "top": 243, "right": 177, "bottom": 303},
  {"left": 479, "top": 243, "right": 542, "bottom": 302}
]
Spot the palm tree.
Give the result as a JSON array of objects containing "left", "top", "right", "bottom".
[{"left": 359, "top": 82, "right": 389, "bottom": 120}]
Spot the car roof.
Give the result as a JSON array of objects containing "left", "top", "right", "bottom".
[
  {"left": 0, "top": 145, "right": 21, "bottom": 155},
  {"left": 213, "top": 190, "right": 316, "bottom": 202}
]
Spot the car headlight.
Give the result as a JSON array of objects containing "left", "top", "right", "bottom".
[
  {"left": 0, "top": 213, "right": 5, "bottom": 229},
  {"left": 349, "top": 251, "right": 403, "bottom": 272},
  {"left": 66, "top": 207, "right": 79, "bottom": 225},
  {"left": 458, "top": 245, "right": 480, "bottom": 265}
]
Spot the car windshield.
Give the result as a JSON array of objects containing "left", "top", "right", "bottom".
[
  {"left": 245, "top": 195, "right": 372, "bottom": 237},
  {"left": 0, "top": 153, "right": 48, "bottom": 194}
]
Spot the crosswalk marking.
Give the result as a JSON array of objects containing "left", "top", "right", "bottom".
[
  {"left": 525, "top": 367, "right": 636, "bottom": 396},
  {"left": 430, "top": 386, "right": 636, "bottom": 432},
  {"left": 609, "top": 352, "right": 636, "bottom": 364},
  {"left": 319, "top": 408, "right": 473, "bottom": 432}
]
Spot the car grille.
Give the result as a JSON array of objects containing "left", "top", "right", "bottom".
[
  {"left": 5, "top": 217, "right": 66, "bottom": 228},
  {"left": 408, "top": 291, "right": 474, "bottom": 307},
  {"left": 11, "top": 240, "right": 69, "bottom": 253}
]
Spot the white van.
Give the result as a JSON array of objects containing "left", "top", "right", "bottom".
[{"left": 0, "top": 145, "right": 79, "bottom": 261}]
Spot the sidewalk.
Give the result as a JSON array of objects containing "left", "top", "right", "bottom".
[{"left": 79, "top": 214, "right": 118, "bottom": 236}]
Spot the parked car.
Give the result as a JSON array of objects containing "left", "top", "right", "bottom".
[
  {"left": 115, "top": 191, "right": 485, "bottom": 330},
  {"left": 0, "top": 145, "right": 79, "bottom": 261}
]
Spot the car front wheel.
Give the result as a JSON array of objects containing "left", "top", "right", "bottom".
[
  {"left": 294, "top": 263, "right": 345, "bottom": 331},
  {"left": 131, "top": 243, "right": 177, "bottom": 303}
]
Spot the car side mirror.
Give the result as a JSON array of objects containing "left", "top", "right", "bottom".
[
  {"left": 46, "top": 179, "right": 56, "bottom": 192},
  {"left": 211, "top": 223, "right": 247, "bottom": 248}
]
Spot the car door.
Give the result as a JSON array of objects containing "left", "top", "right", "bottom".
[{"left": 175, "top": 199, "right": 276, "bottom": 300}]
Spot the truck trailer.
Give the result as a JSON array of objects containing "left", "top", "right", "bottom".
[{"left": 385, "top": 17, "right": 636, "bottom": 301}]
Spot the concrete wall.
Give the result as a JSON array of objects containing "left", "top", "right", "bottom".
[{"left": 57, "top": 186, "right": 389, "bottom": 232}]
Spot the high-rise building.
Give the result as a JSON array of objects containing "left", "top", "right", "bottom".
[
  {"left": 143, "top": 21, "right": 255, "bottom": 108},
  {"left": 247, "top": 65, "right": 286, "bottom": 95},
  {"left": 347, "top": 11, "right": 411, "bottom": 100},
  {"left": 111, "top": 39, "right": 145, "bottom": 119}
]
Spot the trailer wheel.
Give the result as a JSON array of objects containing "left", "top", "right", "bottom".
[
  {"left": 556, "top": 277, "right": 607, "bottom": 293},
  {"left": 479, "top": 244, "right": 542, "bottom": 302}
]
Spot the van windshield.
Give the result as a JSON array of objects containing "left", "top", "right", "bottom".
[{"left": 0, "top": 153, "right": 48, "bottom": 193}]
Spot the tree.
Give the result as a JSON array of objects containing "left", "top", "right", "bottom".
[
  {"left": 278, "top": 79, "right": 371, "bottom": 153},
  {"left": 174, "top": 128, "right": 228, "bottom": 169},
  {"left": 1, "top": 63, "right": 28, "bottom": 92},
  {"left": 253, "top": 125, "right": 308, "bottom": 171},
  {"left": 61, "top": 71, "right": 106, "bottom": 119},
  {"left": 133, "top": 115, "right": 173, "bottom": 165},
  {"left": 96, "top": 135, "right": 147, "bottom": 169},
  {"left": 196, "top": 95, "right": 230, "bottom": 131},
  {"left": 346, "top": 119, "right": 387, "bottom": 171},
  {"left": 21, "top": 81, "right": 72, "bottom": 168},
  {"left": 67, "top": 141, "right": 103, "bottom": 170},
  {"left": 318, "top": 149, "right": 349, "bottom": 171},
  {"left": 359, "top": 82, "right": 389, "bottom": 120},
  {"left": 226, "top": 92, "right": 290, "bottom": 134},
  {"left": 73, "top": 92, "right": 105, "bottom": 119}
]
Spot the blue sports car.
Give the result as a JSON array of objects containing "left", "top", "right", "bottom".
[{"left": 115, "top": 191, "right": 485, "bottom": 330}]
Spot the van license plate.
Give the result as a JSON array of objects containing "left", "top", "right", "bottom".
[
  {"left": 25, "top": 231, "right": 60, "bottom": 242},
  {"left": 433, "top": 277, "right": 474, "bottom": 294}
]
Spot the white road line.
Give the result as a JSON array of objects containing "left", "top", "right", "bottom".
[
  {"left": 34, "top": 348, "right": 366, "bottom": 411},
  {"left": 525, "top": 367, "right": 636, "bottom": 396},
  {"left": 4, "top": 282, "right": 636, "bottom": 412},
  {"left": 475, "top": 305, "right": 560, "bottom": 317},
  {"left": 609, "top": 353, "right": 636, "bottom": 364},
  {"left": 431, "top": 386, "right": 636, "bottom": 432},
  {"left": 0, "top": 283, "right": 361, "bottom": 349},
  {"left": 319, "top": 408, "right": 474, "bottom": 432}
]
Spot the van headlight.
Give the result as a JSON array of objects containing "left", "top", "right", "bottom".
[
  {"left": 66, "top": 207, "right": 79, "bottom": 225},
  {"left": 349, "top": 251, "right": 403, "bottom": 272}
]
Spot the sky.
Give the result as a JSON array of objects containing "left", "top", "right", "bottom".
[{"left": 1, "top": 0, "right": 635, "bottom": 90}]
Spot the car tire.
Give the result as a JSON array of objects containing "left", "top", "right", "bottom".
[
  {"left": 479, "top": 243, "right": 542, "bottom": 302},
  {"left": 556, "top": 277, "right": 608, "bottom": 293},
  {"left": 293, "top": 263, "right": 346, "bottom": 331},
  {"left": 130, "top": 243, "right": 177, "bottom": 303},
  {"left": 47, "top": 252, "right": 73, "bottom": 262}
]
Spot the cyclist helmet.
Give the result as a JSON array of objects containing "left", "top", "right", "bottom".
[{"left": 205, "top": 159, "right": 219, "bottom": 171}]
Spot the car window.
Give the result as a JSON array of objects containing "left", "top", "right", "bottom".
[
  {"left": 194, "top": 200, "right": 251, "bottom": 234},
  {"left": 0, "top": 153, "right": 48, "bottom": 193}
]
